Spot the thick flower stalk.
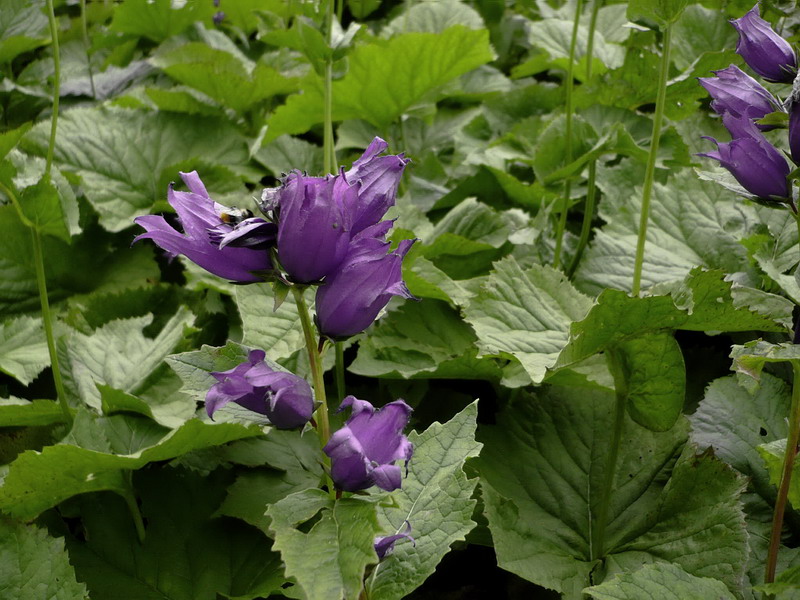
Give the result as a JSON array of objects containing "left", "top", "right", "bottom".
[
  {"left": 323, "top": 396, "right": 413, "bottom": 492},
  {"left": 731, "top": 4, "right": 797, "bottom": 83},
  {"left": 205, "top": 349, "right": 314, "bottom": 429},
  {"left": 134, "top": 171, "right": 274, "bottom": 282},
  {"left": 698, "top": 64, "right": 781, "bottom": 126}
]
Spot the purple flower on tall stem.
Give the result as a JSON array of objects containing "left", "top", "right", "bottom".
[
  {"left": 731, "top": 4, "right": 797, "bottom": 83},
  {"left": 134, "top": 171, "right": 273, "bottom": 282},
  {"left": 698, "top": 113, "right": 791, "bottom": 201},
  {"left": 206, "top": 349, "right": 314, "bottom": 429},
  {"left": 323, "top": 396, "right": 413, "bottom": 492},
  {"left": 698, "top": 64, "right": 781, "bottom": 127},
  {"left": 375, "top": 521, "right": 415, "bottom": 560},
  {"left": 315, "top": 232, "right": 416, "bottom": 340}
]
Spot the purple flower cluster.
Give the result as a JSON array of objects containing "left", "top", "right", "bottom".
[
  {"left": 698, "top": 4, "right": 798, "bottom": 205},
  {"left": 134, "top": 138, "right": 414, "bottom": 339}
]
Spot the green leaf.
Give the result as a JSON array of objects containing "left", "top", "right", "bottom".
[
  {"left": 350, "top": 300, "right": 503, "bottom": 380},
  {"left": 0, "top": 315, "right": 48, "bottom": 386},
  {"left": 0, "top": 0, "right": 48, "bottom": 64},
  {"left": 109, "top": 0, "right": 214, "bottom": 42},
  {"left": 381, "top": 0, "right": 485, "bottom": 36},
  {"left": 0, "top": 417, "right": 263, "bottom": 519},
  {"left": 477, "top": 386, "right": 747, "bottom": 598},
  {"left": 65, "top": 468, "right": 285, "bottom": 600},
  {"left": 151, "top": 43, "right": 299, "bottom": 113},
  {"left": 166, "top": 341, "right": 250, "bottom": 405},
  {"left": 463, "top": 255, "right": 594, "bottom": 384},
  {"left": 366, "top": 401, "right": 482, "bottom": 600},
  {"left": 22, "top": 107, "right": 248, "bottom": 232},
  {"left": 59, "top": 308, "right": 195, "bottom": 411},
  {"left": 17, "top": 179, "right": 71, "bottom": 241},
  {"left": 0, "top": 397, "right": 65, "bottom": 427},
  {"left": 256, "top": 135, "right": 324, "bottom": 178},
  {"left": 235, "top": 283, "right": 306, "bottom": 363},
  {"left": 584, "top": 562, "right": 734, "bottom": 599},
  {"left": 756, "top": 563, "right": 800, "bottom": 596},
  {"left": 0, "top": 518, "right": 88, "bottom": 600},
  {"left": 627, "top": 0, "right": 689, "bottom": 28},
  {"left": 266, "top": 26, "right": 494, "bottom": 140},
  {"left": 730, "top": 341, "right": 800, "bottom": 391},
  {"left": 0, "top": 123, "right": 31, "bottom": 162},
  {"left": 758, "top": 438, "right": 800, "bottom": 512},
  {"left": 671, "top": 5, "right": 738, "bottom": 70},
  {"left": 267, "top": 489, "right": 381, "bottom": 600}
]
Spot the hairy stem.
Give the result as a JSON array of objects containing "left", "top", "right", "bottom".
[
  {"left": 323, "top": 0, "right": 336, "bottom": 174},
  {"left": 44, "top": 0, "right": 61, "bottom": 181},
  {"left": 552, "top": 0, "right": 582, "bottom": 270},
  {"left": 631, "top": 25, "right": 672, "bottom": 296},
  {"left": 592, "top": 348, "right": 627, "bottom": 561},
  {"left": 766, "top": 362, "right": 800, "bottom": 583}
]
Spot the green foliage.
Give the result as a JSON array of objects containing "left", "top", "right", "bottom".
[
  {"left": 584, "top": 562, "right": 734, "bottom": 599},
  {"left": 109, "top": 0, "right": 214, "bottom": 42},
  {"left": 0, "top": 315, "right": 48, "bottom": 385}
]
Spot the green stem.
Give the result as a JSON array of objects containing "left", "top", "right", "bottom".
[
  {"left": 323, "top": 0, "right": 336, "bottom": 174},
  {"left": 122, "top": 472, "right": 146, "bottom": 544},
  {"left": 335, "top": 342, "right": 346, "bottom": 403},
  {"left": 567, "top": 160, "right": 597, "bottom": 277},
  {"left": 79, "top": 0, "right": 95, "bottom": 99},
  {"left": 591, "top": 348, "right": 627, "bottom": 561},
  {"left": 585, "top": 0, "right": 603, "bottom": 81},
  {"left": 336, "top": 0, "right": 343, "bottom": 22},
  {"left": 292, "top": 287, "right": 336, "bottom": 497},
  {"left": 44, "top": 0, "right": 61, "bottom": 182},
  {"left": 552, "top": 0, "right": 582, "bottom": 270},
  {"left": 631, "top": 25, "right": 672, "bottom": 296},
  {"left": 766, "top": 362, "right": 800, "bottom": 583}
]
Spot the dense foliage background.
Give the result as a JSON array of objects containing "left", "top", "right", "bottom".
[{"left": 4, "top": 0, "right": 800, "bottom": 598}]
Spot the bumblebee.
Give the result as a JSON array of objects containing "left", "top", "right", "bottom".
[{"left": 218, "top": 207, "right": 254, "bottom": 225}]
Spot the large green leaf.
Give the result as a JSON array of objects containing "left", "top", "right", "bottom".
[
  {"left": 584, "top": 562, "right": 733, "bottom": 600},
  {"left": 0, "top": 416, "right": 263, "bottom": 520},
  {"left": 477, "top": 386, "right": 747, "bottom": 599},
  {"left": 65, "top": 468, "right": 285, "bottom": 600},
  {"left": 0, "top": 315, "right": 48, "bottom": 386},
  {"left": 627, "top": 0, "right": 689, "bottom": 27},
  {"left": 0, "top": 518, "right": 88, "bottom": 600},
  {"left": 463, "top": 255, "right": 593, "bottom": 384},
  {"left": 235, "top": 283, "right": 306, "bottom": 363},
  {"left": 266, "top": 26, "right": 494, "bottom": 140},
  {"left": 267, "top": 489, "right": 381, "bottom": 600},
  {"left": 109, "top": 0, "right": 214, "bottom": 42},
  {"left": 0, "top": 0, "right": 48, "bottom": 64},
  {"left": 0, "top": 397, "right": 65, "bottom": 427},
  {"left": 22, "top": 107, "right": 248, "bottom": 232},
  {"left": 730, "top": 341, "right": 800, "bottom": 392},
  {"left": 366, "top": 401, "right": 482, "bottom": 600}
]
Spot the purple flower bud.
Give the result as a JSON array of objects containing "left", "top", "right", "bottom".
[
  {"left": 205, "top": 349, "right": 314, "bottom": 429},
  {"left": 698, "top": 65, "right": 781, "bottom": 127},
  {"left": 323, "top": 396, "right": 413, "bottom": 492},
  {"left": 134, "top": 171, "right": 272, "bottom": 283},
  {"left": 731, "top": 4, "right": 797, "bottom": 83},
  {"left": 698, "top": 113, "right": 791, "bottom": 201},
  {"left": 275, "top": 172, "right": 357, "bottom": 283},
  {"left": 315, "top": 233, "right": 416, "bottom": 340},
  {"left": 343, "top": 137, "right": 410, "bottom": 235},
  {"left": 213, "top": 10, "right": 225, "bottom": 25},
  {"left": 375, "top": 521, "right": 415, "bottom": 560},
  {"left": 790, "top": 100, "right": 800, "bottom": 165}
]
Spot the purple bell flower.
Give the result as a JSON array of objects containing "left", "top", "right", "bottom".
[
  {"left": 205, "top": 349, "right": 314, "bottom": 429},
  {"left": 315, "top": 232, "right": 416, "bottom": 340},
  {"left": 323, "top": 396, "right": 413, "bottom": 492},
  {"left": 343, "top": 137, "right": 410, "bottom": 235},
  {"left": 698, "top": 112, "right": 791, "bottom": 201},
  {"left": 134, "top": 171, "right": 272, "bottom": 283},
  {"left": 698, "top": 65, "right": 781, "bottom": 127},
  {"left": 731, "top": 4, "right": 797, "bottom": 83},
  {"left": 274, "top": 172, "right": 357, "bottom": 283},
  {"left": 790, "top": 100, "right": 800, "bottom": 165},
  {"left": 375, "top": 521, "right": 415, "bottom": 560}
]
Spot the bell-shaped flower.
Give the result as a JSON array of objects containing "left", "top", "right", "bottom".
[
  {"left": 323, "top": 396, "right": 413, "bottom": 492},
  {"left": 274, "top": 172, "right": 357, "bottom": 283},
  {"left": 205, "top": 349, "right": 314, "bottom": 429},
  {"left": 134, "top": 171, "right": 272, "bottom": 283},
  {"left": 790, "top": 99, "right": 800, "bottom": 165},
  {"left": 374, "top": 521, "right": 415, "bottom": 560},
  {"left": 315, "top": 230, "right": 415, "bottom": 340},
  {"left": 698, "top": 64, "right": 781, "bottom": 126},
  {"left": 698, "top": 112, "right": 791, "bottom": 201},
  {"left": 343, "top": 137, "right": 410, "bottom": 235},
  {"left": 731, "top": 5, "right": 797, "bottom": 83}
]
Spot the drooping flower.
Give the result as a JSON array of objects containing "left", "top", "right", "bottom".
[
  {"left": 698, "top": 112, "right": 791, "bottom": 201},
  {"left": 134, "top": 171, "right": 273, "bottom": 282},
  {"left": 323, "top": 396, "right": 413, "bottom": 492},
  {"left": 205, "top": 349, "right": 314, "bottom": 429},
  {"left": 374, "top": 521, "right": 415, "bottom": 560},
  {"left": 731, "top": 4, "right": 797, "bottom": 83},
  {"left": 343, "top": 137, "right": 410, "bottom": 235},
  {"left": 315, "top": 232, "right": 416, "bottom": 340},
  {"left": 698, "top": 64, "right": 781, "bottom": 126},
  {"left": 273, "top": 171, "right": 358, "bottom": 284}
]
